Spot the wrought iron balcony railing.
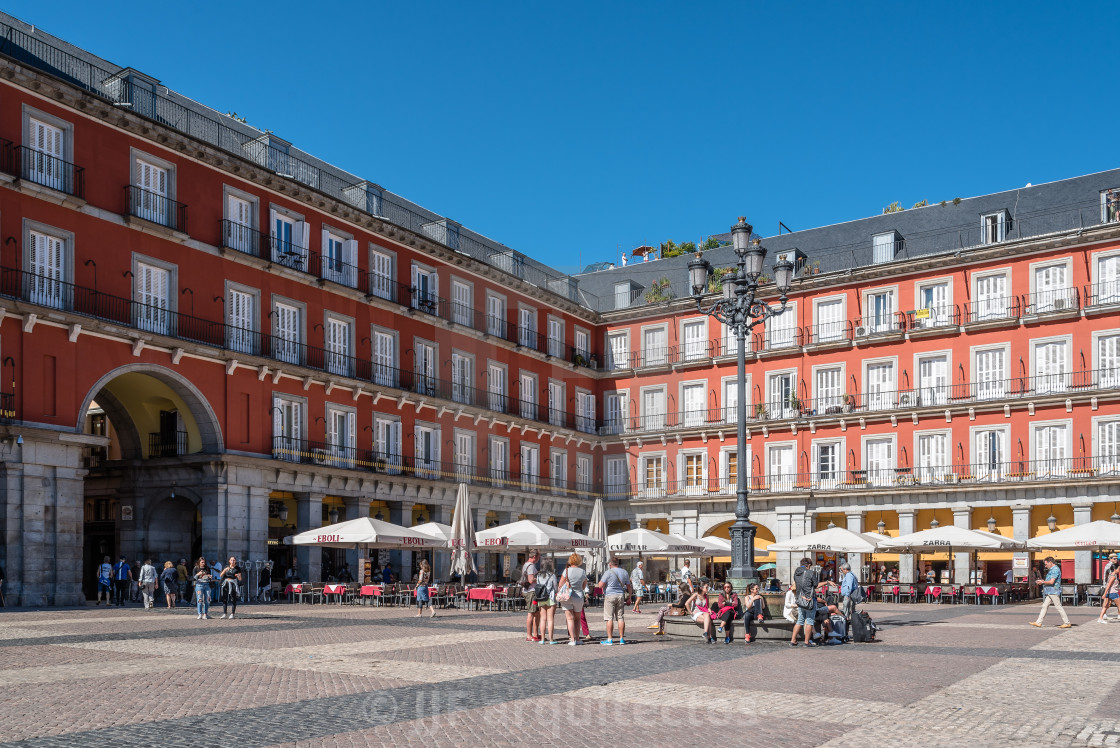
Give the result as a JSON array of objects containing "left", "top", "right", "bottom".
[
  {"left": 12, "top": 146, "right": 84, "bottom": 197},
  {"left": 125, "top": 185, "right": 188, "bottom": 232}
]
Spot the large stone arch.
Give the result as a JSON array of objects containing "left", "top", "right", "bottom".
[{"left": 76, "top": 364, "right": 224, "bottom": 456}]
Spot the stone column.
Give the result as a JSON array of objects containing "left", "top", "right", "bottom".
[
  {"left": 501, "top": 510, "right": 519, "bottom": 582},
  {"left": 344, "top": 496, "right": 370, "bottom": 581},
  {"left": 897, "top": 509, "right": 916, "bottom": 584},
  {"left": 247, "top": 486, "right": 270, "bottom": 571},
  {"left": 1012, "top": 503, "right": 1032, "bottom": 586},
  {"left": 845, "top": 511, "right": 865, "bottom": 579},
  {"left": 774, "top": 511, "right": 804, "bottom": 585},
  {"left": 952, "top": 506, "right": 972, "bottom": 584},
  {"left": 295, "top": 493, "right": 323, "bottom": 583},
  {"left": 1073, "top": 503, "right": 1093, "bottom": 584},
  {"left": 430, "top": 503, "right": 450, "bottom": 582},
  {"left": 392, "top": 501, "right": 413, "bottom": 583}
]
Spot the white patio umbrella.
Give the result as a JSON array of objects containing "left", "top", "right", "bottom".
[
  {"left": 877, "top": 526, "right": 1008, "bottom": 552},
  {"left": 448, "top": 483, "right": 476, "bottom": 577},
  {"left": 286, "top": 516, "right": 444, "bottom": 549},
  {"left": 691, "top": 534, "right": 733, "bottom": 556},
  {"left": 972, "top": 530, "right": 1025, "bottom": 549},
  {"left": 609, "top": 528, "right": 703, "bottom": 556},
  {"left": 768, "top": 526, "right": 881, "bottom": 554},
  {"left": 1026, "top": 520, "right": 1120, "bottom": 550},
  {"left": 585, "top": 498, "right": 609, "bottom": 578},
  {"left": 475, "top": 519, "right": 605, "bottom": 552},
  {"left": 411, "top": 521, "right": 454, "bottom": 546}
]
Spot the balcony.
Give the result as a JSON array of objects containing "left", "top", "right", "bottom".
[
  {"left": 125, "top": 185, "right": 188, "bottom": 233},
  {"left": 755, "top": 326, "right": 804, "bottom": 356},
  {"left": 1084, "top": 282, "right": 1120, "bottom": 311},
  {"left": 148, "top": 430, "right": 188, "bottom": 457},
  {"left": 11, "top": 146, "right": 84, "bottom": 198},
  {"left": 803, "top": 320, "right": 853, "bottom": 348},
  {"left": 905, "top": 303, "right": 960, "bottom": 336},
  {"left": 853, "top": 312, "right": 907, "bottom": 342},
  {"left": 1021, "top": 287, "right": 1080, "bottom": 319},
  {"left": 962, "top": 295, "right": 1021, "bottom": 327}
]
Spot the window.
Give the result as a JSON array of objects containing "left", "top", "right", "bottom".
[
  {"left": 865, "top": 361, "right": 895, "bottom": 410},
  {"left": 1098, "top": 420, "right": 1120, "bottom": 471},
  {"left": 815, "top": 298, "right": 844, "bottom": 343},
  {"left": 226, "top": 287, "right": 257, "bottom": 354},
  {"left": 369, "top": 248, "right": 395, "bottom": 301},
  {"left": 321, "top": 228, "right": 357, "bottom": 287},
  {"left": 272, "top": 396, "right": 304, "bottom": 461},
  {"left": 916, "top": 282, "right": 950, "bottom": 327},
  {"left": 767, "top": 372, "right": 796, "bottom": 418},
  {"left": 518, "top": 306, "right": 537, "bottom": 348},
  {"left": 1034, "top": 423, "right": 1069, "bottom": 475},
  {"left": 454, "top": 430, "right": 475, "bottom": 479},
  {"left": 681, "top": 382, "right": 705, "bottom": 427},
  {"left": 551, "top": 448, "right": 568, "bottom": 489},
  {"left": 975, "top": 347, "right": 1006, "bottom": 400},
  {"left": 872, "top": 232, "right": 898, "bottom": 264},
  {"left": 606, "top": 456, "right": 629, "bottom": 498},
  {"left": 1097, "top": 254, "right": 1120, "bottom": 305},
  {"left": 574, "top": 327, "right": 590, "bottom": 362},
  {"left": 576, "top": 455, "right": 591, "bottom": 492},
  {"left": 548, "top": 381, "right": 564, "bottom": 427},
  {"left": 604, "top": 392, "right": 627, "bottom": 435},
  {"left": 864, "top": 438, "right": 894, "bottom": 486},
  {"left": 606, "top": 332, "right": 629, "bottom": 370},
  {"left": 27, "top": 227, "right": 68, "bottom": 309},
  {"left": 374, "top": 416, "right": 402, "bottom": 473},
  {"left": 723, "top": 321, "right": 751, "bottom": 356},
  {"left": 681, "top": 452, "right": 705, "bottom": 496},
  {"left": 975, "top": 429, "right": 1006, "bottom": 479},
  {"left": 487, "top": 293, "right": 506, "bottom": 337},
  {"left": 720, "top": 449, "right": 740, "bottom": 494},
  {"left": 415, "top": 341, "right": 437, "bottom": 396},
  {"left": 271, "top": 209, "right": 309, "bottom": 271},
  {"left": 982, "top": 211, "right": 1008, "bottom": 244},
  {"left": 25, "top": 113, "right": 69, "bottom": 191},
  {"left": 865, "top": 290, "right": 896, "bottom": 333},
  {"left": 814, "top": 441, "right": 840, "bottom": 487},
  {"left": 639, "top": 455, "right": 665, "bottom": 497},
  {"left": 767, "top": 304, "right": 796, "bottom": 349},
  {"left": 488, "top": 363, "right": 507, "bottom": 413},
  {"left": 414, "top": 423, "right": 441, "bottom": 479},
  {"left": 489, "top": 436, "right": 509, "bottom": 484},
  {"left": 614, "top": 282, "right": 632, "bottom": 310},
  {"left": 519, "top": 372, "right": 537, "bottom": 421},
  {"left": 547, "top": 316, "right": 565, "bottom": 358},
  {"left": 1033, "top": 263, "right": 1070, "bottom": 313},
  {"left": 642, "top": 326, "right": 667, "bottom": 367},
  {"left": 681, "top": 319, "right": 706, "bottom": 361},
  {"left": 372, "top": 328, "right": 397, "bottom": 387},
  {"left": 641, "top": 387, "right": 666, "bottom": 431},
  {"left": 916, "top": 354, "right": 948, "bottom": 406},
  {"left": 135, "top": 260, "right": 172, "bottom": 335},
  {"left": 224, "top": 192, "right": 255, "bottom": 254},
  {"left": 1102, "top": 188, "right": 1120, "bottom": 224},
  {"left": 450, "top": 280, "right": 473, "bottom": 327},
  {"left": 411, "top": 263, "right": 438, "bottom": 314},
  {"left": 767, "top": 444, "right": 795, "bottom": 491},
  {"left": 272, "top": 300, "right": 302, "bottom": 365},
  {"left": 1033, "top": 339, "right": 1069, "bottom": 395},
  {"left": 521, "top": 443, "right": 540, "bottom": 487},
  {"left": 575, "top": 390, "right": 596, "bottom": 433},
  {"left": 723, "top": 377, "right": 739, "bottom": 424},
  {"left": 1099, "top": 334, "right": 1120, "bottom": 387},
  {"left": 451, "top": 352, "right": 473, "bottom": 405},
  {"left": 974, "top": 273, "right": 1009, "bottom": 320},
  {"left": 326, "top": 406, "right": 356, "bottom": 468},
  {"left": 916, "top": 432, "right": 948, "bottom": 481},
  {"left": 325, "top": 316, "right": 353, "bottom": 377},
  {"left": 133, "top": 156, "right": 173, "bottom": 226}
]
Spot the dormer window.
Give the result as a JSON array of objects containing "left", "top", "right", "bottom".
[
  {"left": 982, "top": 210, "right": 1010, "bottom": 244},
  {"left": 872, "top": 231, "right": 900, "bottom": 264},
  {"left": 1102, "top": 188, "right": 1120, "bottom": 224}
]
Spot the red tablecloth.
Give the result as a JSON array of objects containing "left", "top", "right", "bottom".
[
  {"left": 413, "top": 586, "right": 438, "bottom": 597},
  {"left": 323, "top": 584, "right": 347, "bottom": 595},
  {"left": 360, "top": 585, "right": 383, "bottom": 596},
  {"left": 468, "top": 587, "right": 506, "bottom": 603},
  {"left": 927, "top": 586, "right": 942, "bottom": 597},
  {"left": 284, "top": 584, "right": 303, "bottom": 594}
]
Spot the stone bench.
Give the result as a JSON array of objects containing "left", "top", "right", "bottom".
[{"left": 663, "top": 613, "right": 796, "bottom": 641}]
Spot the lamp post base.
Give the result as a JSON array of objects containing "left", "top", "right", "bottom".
[{"left": 727, "top": 575, "right": 760, "bottom": 594}]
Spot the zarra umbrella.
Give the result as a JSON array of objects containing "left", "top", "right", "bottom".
[{"left": 768, "top": 526, "right": 881, "bottom": 554}]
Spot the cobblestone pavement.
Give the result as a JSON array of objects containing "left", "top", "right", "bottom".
[{"left": 0, "top": 599, "right": 1117, "bottom": 747}]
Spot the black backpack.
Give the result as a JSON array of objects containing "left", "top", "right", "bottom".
[
  {"left": 850, "top": 610, "right": 875, "bottom": 643},
  {"left": 794, "top": 566, "right": 818, "bottom": 609}
]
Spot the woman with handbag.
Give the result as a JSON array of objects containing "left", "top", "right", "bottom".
[
  {"left": 536, "top": 559, "right": 559, "bottom": 644},
  {"left": 558, "top": 553, "right": 587, "bottom": 645},
  {"left": 685, "top": 581, "right": 717, "bottom": 643},
  {"left": 712, "top": 582, "right": 741, "bottom": 644}
]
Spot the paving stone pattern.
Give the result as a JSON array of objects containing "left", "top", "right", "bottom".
[{"left": 0, "top": 600, "right": 1116, "bottom": 747}]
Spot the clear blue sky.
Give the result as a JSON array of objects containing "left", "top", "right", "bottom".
[{"left": 9, "top": 2, "right": 1119, "bottom": 273}]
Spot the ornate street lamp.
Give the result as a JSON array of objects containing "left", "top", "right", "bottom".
[{"left": 688, "top": 217, "right": 797, "bottom": 586}]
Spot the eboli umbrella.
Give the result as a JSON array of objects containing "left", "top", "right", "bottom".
[
  {"left": 448, "top": 483, "right": 476, "bottom": 577},
  {"left": 286, "top": 517, "right": 444, "bottom": 549},
  {"left": 609, "top": 529, "right": 703, "bottom": 556},
  {"left": 1026, "top": 520, "right": 1120, "bottom": 550},
  {"left": 474, "top": 519, "right": 606, "bottom": 552},
  {"left": 585, "top": 498, "right": 608, "bottom": 578},
  {"left": 768, "top": 526, "right": 881, "bottom": 554},
  {"left": 412, "top": 522, "right": 454, "bottom": 546}
]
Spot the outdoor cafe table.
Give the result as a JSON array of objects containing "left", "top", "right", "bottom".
[
  {"left": 322, "top": 583, "right": 349, "bottom": 604},
  {"left": 283, "top": 584, "right": 319, "bottom": 604},
  {"left": 467, "top": 586, "right": 506, "bottom": 610}
]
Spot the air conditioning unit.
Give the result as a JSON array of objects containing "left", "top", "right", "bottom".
[
  {"left": 855, "top": 326, "right": 868, "bottom": 337},
  {"left": 898, "top": 393, "right": 913, "bottom": 408},
  {"left": 1052, "top": 298, "right": 1067, "bottom": 310}
]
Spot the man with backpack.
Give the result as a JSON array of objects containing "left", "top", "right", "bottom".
[
  {"left": 839, "top": 561, "right": 863, "bottom": 621},
  {"left": 790, "top": 558, "right": 823, "bottom": 647}
]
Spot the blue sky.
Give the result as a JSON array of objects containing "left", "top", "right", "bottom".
[{"left": 9, "top": 2, "right": 1119, "bottom": 273}]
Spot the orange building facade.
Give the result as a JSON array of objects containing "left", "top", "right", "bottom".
[{"left": 1, "top": 15, "right": 1118, "bottom": 604}]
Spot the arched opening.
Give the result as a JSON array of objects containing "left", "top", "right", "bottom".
[
  {"left": 146, "top": 494, "right": 202, "bottom": 564},
  {"left": 706, "top": 520, "right": 777, "bottom": 579}
]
